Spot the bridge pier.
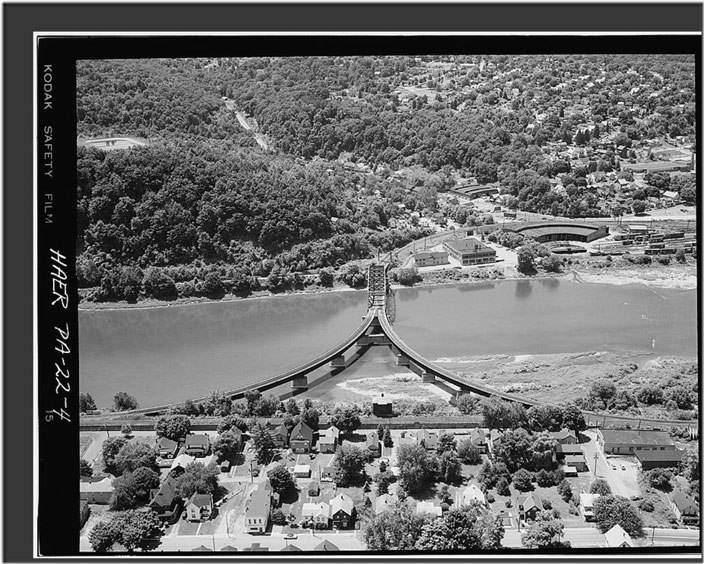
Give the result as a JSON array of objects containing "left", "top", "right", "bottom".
[
  {"left": 291, "top": 376, "right": 308, "bottom": 389},
  {"left": 396, "top": 354, "right": 410, "bottom": 367},
  {"left": 331, "top": 355, "right": 346, "bottom": 368},
  {"left": 421, "top": 370, "right": 435, "bottom": 383}
]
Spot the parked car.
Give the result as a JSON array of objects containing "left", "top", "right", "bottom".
[
  {"left": 621, "top": 464, "right": 626, "bottom": 470},
  {"left": 285, "top": 533, "right": 298, "bottom": 540}
]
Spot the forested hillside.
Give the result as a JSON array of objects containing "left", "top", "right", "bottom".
[{"left": 76, "top": 54, "right": 696, "bottom": 303}]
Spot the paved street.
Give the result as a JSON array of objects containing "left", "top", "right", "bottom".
[{"left": 582, "top": 431, "right": 640, "bottom": 499}]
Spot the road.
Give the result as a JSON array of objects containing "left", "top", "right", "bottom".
[{"left": 79, "top": 527, "right": 699, "bottom": 552}]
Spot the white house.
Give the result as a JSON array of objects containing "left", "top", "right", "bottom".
[
  {"left": 604, "top": 524, "right": 634, "bottom": 548},
  {"left": 416, "top": 501, "right": 443, "bottom": 518},
  {"left": 457, "top": 484, "right": 486, "bottom": 507},
  {"left": 301, "top": 502, "right": 330, "bottom": 527}
]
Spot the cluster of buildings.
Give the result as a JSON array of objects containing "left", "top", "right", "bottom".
[
  {"left": 412, "top": 236, "right": 497, "bottom": 268},
  {"left": 80, "top": 432, "right": 219, "bottom": 526}
]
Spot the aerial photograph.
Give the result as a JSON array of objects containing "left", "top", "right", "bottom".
[{"left": 76, "top": 52, "right": 699, "bottom": 554}]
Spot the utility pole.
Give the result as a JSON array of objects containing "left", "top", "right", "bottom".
[{"left": 593, "top": 452, "right": 599, "bottom": 476}]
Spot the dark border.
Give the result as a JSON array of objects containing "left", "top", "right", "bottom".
[{"left": 4, "top": 2, "right": 702, "bottom": 563}]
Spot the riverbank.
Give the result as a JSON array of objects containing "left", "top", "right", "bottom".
[{"left": 78, "top": 262, "right": 696, "bottom": 311}]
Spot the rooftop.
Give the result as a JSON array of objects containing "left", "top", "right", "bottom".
[
  {"left": 599, "top": 429, "right": 674, "bottom": 447},
  {"left": 444, "top": 237, "right": 494, "bottom": 255},
  {"left": 635, "top": 449, "right": 684, "bottom": 463}
]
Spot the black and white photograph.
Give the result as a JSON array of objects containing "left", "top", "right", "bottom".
[{"left": 31, "top": 24, "right": 701, "bottom": 559}]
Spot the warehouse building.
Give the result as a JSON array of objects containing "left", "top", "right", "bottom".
[{"left": 443, "top": 238, "right": 497, "bottom": 266}]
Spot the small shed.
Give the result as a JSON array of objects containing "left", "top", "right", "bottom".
[
  {"left": 372, "top": 393, "right": 393, "bottom": 417},
  {"left": 308, "top": 481, "right": 320, "bottom": 497}
]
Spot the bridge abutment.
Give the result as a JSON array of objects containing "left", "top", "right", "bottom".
[{"left": 291, "top": 376, "right": 308, "bottom": 389}]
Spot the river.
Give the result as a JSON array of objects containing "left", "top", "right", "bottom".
[{"left": 79, "top": 279, "right": 697, "bottom": 408}]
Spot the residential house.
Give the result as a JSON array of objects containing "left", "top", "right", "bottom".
[
  {"left": 416, "top": 501, "right": 443, "bottom": 518},
  {"left": 330, "top": 493, "right": 355, "bottom": 529},
  {"left": 301, "top": 502, "right": 330, "bottom": 528},
  {"left": 245, "top": 483, "right": 273, "bottom": 533},
  {"left": 366, "top": 431, "right": 381, "bottom": 458},
  {"left": 281, "top": 544, "right": 301, "bottom": 552},
  {"left": 289, "top": 422, "right": 314, "bottom": 454},
  {"left": 414, "top": 429, "right": 439, "bottom": 451},
  {"left": 670, "top": 491, "right": 699, "bottom": 525},
  {"left": 149, "top": 475, "right": 182, "bottom": 523},
  {"left": 563, "top": 465, "right": 578, "bottom": 477},
  {"left": 321, "top": 465, "right": 337, "bottom": 482},
  {"left": 270, "top": 424, "right": 289, "bottom": 448},
  {"left": 597, "top": 429, "right": 675, "bottom": 455},
  {"left": 185, "top": 493, "right": 213, "bottom": 522},
  {"left": 80, "top": 500, "right": 91, "bottom": 528},
  {"left": 468, "top": 428, "right": 488, "bottom": 454},
  {"left": 156, "top": 436, "right": 180, "bottom": 459},
  {"left": 80, "top": 476, "right": 114, "bottom": 505},
  {"left": 374, "top": 493, "right": 397, "bottom": 515},
  {"left": 314, "top": 540, "right": 339, "bottom": 551},
  {"left": 564, "top": 454, "right": 588, "bottom": 472},
  {"left": 457, "top": 484, "right": 486, "bottom": 507},
  {"left": 635, "top": 449, "right": 684, "bottom": 471},
  {"left": 550, "top": 429, "right": 578, "bottom": 445},
  {"left": 517, "top": 493, "right": 544, "bottom": 522},
  {"left": 294, "top": 464, "right": 311, "bottom": 478},
  {"left": 396, "top": 434, "right": 418, "bottom": 450},
  {"left": 372, "top": 393, "right": 393, "bottom": 417},
  {"left": 579, "top": 493, "right": 600, "bottom": 522},
  {"left": 318, "top": 426, "right": 339, "bottom": 454},
  {"left": 184, "top": 434, "right": 211, "bottom": 457},
  {"left": 604, "top": 524, "right": 634, "bottom": 548},
  {"left": 169, "top": 454, "right": 196, "bottom": 476}
]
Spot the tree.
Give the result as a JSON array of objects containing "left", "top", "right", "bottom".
[
  {"left": 318, "top": 268, "right": 334, "bottom": 287},
  {"left": 679, "top": 447, "right": 699, "bottom": 482},
  {"left": 481, "top": 397, "right": 526, "bottom": 430},
  {"left": 646, "top": 468, "right": 673, "bottom": 490},
  {"left": 333, "top": 443, "right": 368, "bottom": 487},
  {"left": 517, "top": 245, "right": 537, "bottom": 275},
  {"left": 395, "top": 267, "right": 421, "bottom": 286},
  {"left": 202, "top": 271, "right": 225, "bottom": 298},
  {"left": 89, "top": 510, "right": 163, "bottom": 553},
  {"left": 496, "top": 476, "right": 511, "bottom": 496},
  {"left": 593, "top": 495, "right": 644, "bottom": 537},
  {"left": 397, "top": 444, "right": 437, "bottom": 494},
  {"left": 115, "top": 510, "right": 163, "bottom": 553},
  {"left": 113, "top": 392, "right": 138, "bottom": 411},
  {"left": 101, "top": 437, "right": 128, "bottom": 475},
  {"left": 175, "top": 462, "right": 219, "bottom": 498},
  {"left": 414, "top": 503, "right": 504, "bottom": 551},
  {"left": 589, "top": 380, "right": 617, "bottom": 403},
  {"left": 142, "top": 267, "right": 177, "bottom": 300},
  {"left": 250, "top": 422, "right": 277, "bottom": 464},
  {"left": 217, "top": 415, "right": 248, "bottom": 434},
  {"left": 527, "top": 405, "right": 563, "bottom": 432},
  {"left": 535, "top": 469, "right": 554, "bottom": 488},
  {"left": 271, "top": 509, "right": 287, "bottom": 525},
  {"left": 88, "top": 519, "right": 121, "bottom": 552},
  {"left": 80, "top": 458, "right": 94, "bottom": 477},
  {"left": 557, "top": 479, "right": 573, "bottom": 502},
  {"left": 632, "top": 200, "right": 647, "bottom": 215},
  {"left": 522, "top": 511, "right": 570, "bottom": 548},
  {"left": 478, "top": 461, "right": 510, "bottom": 490},
  {"left": 155, "top": 415, "right": 191, "bottom": 442},
  {"left": 561, "top": 404, "right": 586, "bottom": 432},
  {"left": 457, "top": 439, "right": 482, "bottom": 465},
  {"left": 330, "top": 406, "right": 361, "bottom": 438},
  {"left": 455, "top": 394, "right": 479, "bottom": 414},
  {"left": 436, "top": 432, "right": 457, "bottom": 455},
  {"left": 512, "top": 469, "right": 534, "bottom": 492},
  {"left": 121, "top": 424, "right": 133, "bottom": 438},
  {"left": 375, "top": 471, "right": 394, "bottom": 496},
  {"left": 213, "top": 429, "right": 243, "bottom": 462},
  {"left": 113, "top": 442, "right": 158, "bottom": 476},
  {"left": 590, "top": 479, "right": 612, "bottom": 496},
  {"left": 300, "top": 407, "right": 320, "bottom": 431},
  {"left": 111, "top": 467, "right": 160, "bottom": 510},
  {"left": 541, "top": 255, "right": 563, "bottom": 273},
  {"left": 438, "top": 451, "right": 463, "bottom": 484},
  {"left": 267, "top": 464, "right": 297, "bottom": 495},
  {"left": 285, "top": 398, "right": 300, "bottom": 415},
  {"left": 362, "top": 502, "right": 429, "bottom": 551},
  {"left": 79, "top": 392, "right": 97, "bottom": 413}
]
